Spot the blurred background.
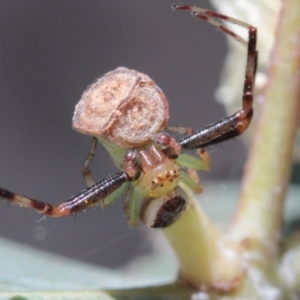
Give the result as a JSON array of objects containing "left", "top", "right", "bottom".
[{"left": 0, "top": 0, "right": 248, "bottom": 268}]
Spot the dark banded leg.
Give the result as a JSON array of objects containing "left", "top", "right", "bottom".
[
  {"left": 0, "top": 172, "right": 129, "bottom": 217},
  {"left": 82, "top": 137, "right": 98, "bottom": 187},
  {"left": 166, "top": 126, "right": 210, "bottom": 170},
  {"left": 173, "top": 5, "right": 258, "bottom": 150}
]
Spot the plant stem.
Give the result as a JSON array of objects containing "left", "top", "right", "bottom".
[
  {"left": 164, "top": 183, "right": 244, "bottom": 292},
  {"left": 230, "top": 0, "right": 300, "bottom": 257}
]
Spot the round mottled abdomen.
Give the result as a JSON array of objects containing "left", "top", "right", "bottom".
[{"left": 72, "top": 67, "right": 169, "bottom": 147}]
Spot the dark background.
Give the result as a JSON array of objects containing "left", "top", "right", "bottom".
[{"left": 0, "top": 0, "right": 247, "bottom": 268}]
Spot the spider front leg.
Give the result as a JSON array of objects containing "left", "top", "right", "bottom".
[
  {"left": 124, "top": 187, "right": 142, "bottom": 228},
  {"left": 174, "top": 5, "right": 258, "bottom": 149},
  {"left": 153, "top": 132, "right": 206, "bottom": 194},
  {"left": 82, "top": 137, "right": 98, "bottom": 187},
  {"left": 0, "top": 172, "right": 129, "bottom": 217},
  {"left": 165, "top": 127, "right": 210, "bottom": 185},
  {"left": 167, "top": 126, "right": 211, "bottom": 171}
]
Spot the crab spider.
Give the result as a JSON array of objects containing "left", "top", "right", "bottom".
[{"left": 0, "top": 5, "right": 257, "bottom": 228}]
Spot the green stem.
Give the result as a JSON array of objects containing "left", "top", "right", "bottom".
[
  {"left": 164, "top": 183, "right": 244, "bottom": 292},
  {"left": 230, "top": 0, "right": 300, "bottom": 257}
]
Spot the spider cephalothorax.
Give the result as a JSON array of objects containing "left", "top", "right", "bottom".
[{"left": 0, "top": 5, "right": 257, "bottom": 228}]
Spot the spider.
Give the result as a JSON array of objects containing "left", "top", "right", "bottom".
[{"left": 0, "top": 5, "right": 257, "bottom": 228}]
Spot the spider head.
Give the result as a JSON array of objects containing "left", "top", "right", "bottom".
[
  {"left": 125, "top": 144, "right": 185, "bottom": 228},
  {"left": 133, "top": 145, "right": 180, "bottom": 199}
]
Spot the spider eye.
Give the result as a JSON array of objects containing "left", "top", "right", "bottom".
[{"left": 140, "top": 189, "right": 187, "bottom": 228}]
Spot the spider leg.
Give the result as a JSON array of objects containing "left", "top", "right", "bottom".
[
  {"left": 124, "top": 187, "right": 141, "bottom": 228},
  {"left": 82, "top": 137, "right": 98, "bottom": 187},
  {"left": 173, "top": 5, "right": 258, "bottom": 149},
  {"left": 153, "top": 130, "right": 209, "bottom": 192},
  {"left": 167, "top": 126, "right": 211, "bottom": 170},
  {"left": 0, "top": 172, "right": 129, "bottom": 217},
  {"left": 179, "top": 171, "right": 203, "bottom": 194},
  {"left": 101, "top": 181, "right": 129, "bottom": 208},
  {"left": 196, "top": 148, "right": 211, "bottom": 171}
]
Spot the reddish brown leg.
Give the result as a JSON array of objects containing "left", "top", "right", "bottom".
[
  {"left": 167, "top": 126, "right": 211, "bottom": 171},
  {"left": 196, "top": 148, "right": 211, "bottom": 171},
  {"left": 0, "top": 173, "right": 129, "bottom": 217},
  {"left": 173, "top": 5, "right": 258, "bottom": 149}
]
